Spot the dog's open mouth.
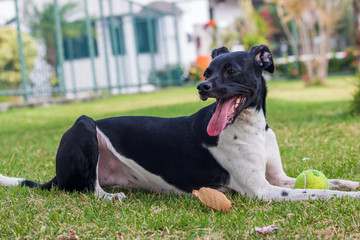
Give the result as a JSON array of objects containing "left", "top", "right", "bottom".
[{"left": 207, "top": 95, "right": 247, "bottom": 136}]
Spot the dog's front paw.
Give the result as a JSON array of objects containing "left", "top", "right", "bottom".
[{"left": 329, "top": 180, "right": 360, "bottom": 191}]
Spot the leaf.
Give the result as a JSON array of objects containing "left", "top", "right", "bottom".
[{"left": 192, "top": 187, "right": 232, "bottom": 213}]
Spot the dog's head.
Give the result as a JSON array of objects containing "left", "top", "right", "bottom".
[{"left": 197, "top": 45, "right": 274, "bottom": 136}]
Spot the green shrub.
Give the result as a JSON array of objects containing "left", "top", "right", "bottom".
[
  {"left": 274, "top": 60, "right": 303, "bottom": 79},
  {"left": 274, "top": 48, "right": 359, "bottom": 79},
  {"left": 328, "top": 48, "right": 358, "bottom": 74},
  {"left": 186, "top": 66, "right": 203, "bottom": 82},
  {"left": 350, "top": 71, "right": 360, "bottom": 116},
  {"left": 0, "top": 27, "right": 38, "bottom": 89},
  {"left": 148, "top": 65, "right": 183, "bottom": 87}
]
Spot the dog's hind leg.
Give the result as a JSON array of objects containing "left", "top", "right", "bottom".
[
  {"left": 0, "top": 116, "right": 97, "bottom": 193},
  {"left": 94, "top": 129, "right": 133, "bottom": 201},
  {"left": 93, "top": 180, "right": 127, "bottom": 201},
  {"left": 55, "top": 115, "right": 126, "bottom": 200},
  {"left": 53, "top": 116, "right": 127, "bottom": 200},
  {"left": 56, "top": 116, "right": 124, "bottom": 199},
  {"left": 55, "top": 115, "right": 99, "bottom": 192}
]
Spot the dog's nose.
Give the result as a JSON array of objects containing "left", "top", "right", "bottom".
[{"left": 197, "top": 81, "right": 212, "bottom": 92}]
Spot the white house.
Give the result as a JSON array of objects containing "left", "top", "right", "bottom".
[{"left": 0, "top": 0, "right": 245, "bottom": 99}]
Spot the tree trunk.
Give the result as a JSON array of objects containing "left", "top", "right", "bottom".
[
  {"left": 46, "top": 47, "right": 58, "bottom": 79},
  {"left": 297, "top": 16, "right": 314, "bottom": 84},
  {"left": 354, "top": 0, "right": 360, "bottom": 70},
  {"left": 315, "top": 13, "right": 330, "bottom": 84},
  {"left": 315, "top": 56, "right": 329, "bottom": 84}
]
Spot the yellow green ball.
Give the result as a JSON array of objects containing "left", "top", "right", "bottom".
[{"left": 294, "top": 170, "right": 329, "bottom": 190}]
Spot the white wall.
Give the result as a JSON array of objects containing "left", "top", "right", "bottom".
[
  {"left": 0, "top": 1, "right": 15, "bottom": 25},
  {"left": 210, "top": 0, "right": 242, "bottom": 29},
  {"left": 0, "top": 0, "right": 213, "bottom": 97},
  {"left": 176, "top": 0, "right": 210, "bottom": 64}
]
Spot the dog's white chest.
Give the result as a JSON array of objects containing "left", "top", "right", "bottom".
[
  {"left": 206, "top": 108, "right": 268, "bottom": 193},
  {"left": 224, "top": 108, "right": 267, "bottom": 145},
  {"left": 209, "top": 108, "right": 267, "bottom": 158}
]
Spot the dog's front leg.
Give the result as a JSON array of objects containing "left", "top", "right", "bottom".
[
  {"left": 226, "top": 162, "right": 360, "bottom": 201},
  {"left": 228, "top": 164, "right": 360, "bottom": 201},
  {"left": 264, "top": 129, "right": 359, "bottom": 192},
  {"left": 265, "top": 128, "right": 295, "bottom": 188},
  {"left": 328, "top": 179, "right": 359, "bottom": 191},
  {"left": 227, "top": 165, "right": 360, "bottom": 201},
  {"left": 212, "top": 130, "right": 360, "bottom": 201},
  {"left": 265, "top": 128, "right": 359, "bottom": 191},
  {"left": 257, "top": 184, "right": 360, "bottom": 201}
]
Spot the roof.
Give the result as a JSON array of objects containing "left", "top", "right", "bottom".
[{"left": 145, "top": 1, "right": 183, "bottom": 16}]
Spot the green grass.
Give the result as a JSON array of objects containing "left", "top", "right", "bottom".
[{"left": 0, "top": 76, "right": 359, "bottom": 239}]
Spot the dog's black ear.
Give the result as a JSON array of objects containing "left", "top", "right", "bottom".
[
  {"left": 249, "top": 45, "right": 274, "bottom": 73},
  {"left": 211, "top": 46, "right": 229, "bottom": 59}
]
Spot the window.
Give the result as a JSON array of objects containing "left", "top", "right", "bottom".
[
  {"left": 108, "top": 17, "right": 126, "bottom": 56},
  {"left": 63, "top": 21, "right": 98, "bottom": 60},
  {"left": 135, "top": 17, "right": 157, "bottom": 54}
]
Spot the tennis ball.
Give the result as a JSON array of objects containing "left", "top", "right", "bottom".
[{"left": 294, "top": 170, "right": 329, "bottom": 190}]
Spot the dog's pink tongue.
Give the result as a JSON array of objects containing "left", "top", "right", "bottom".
[{"left": 207, "top": 98, "right": 234, "bottom": 136}]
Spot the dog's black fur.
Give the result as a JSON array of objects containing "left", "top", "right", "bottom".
[
  {"left": 19, "top": 45, "right": 273, "bottom": 194},
  {"left": 198, "top": 45, "right": 272, "bottom": 123},
  {"left": 23, "top": 106, "right": 232, "bottom": 193}
]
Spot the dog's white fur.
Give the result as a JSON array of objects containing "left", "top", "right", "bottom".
[{"left": 207, "top": 108, "right": 359, "bottom": 201}]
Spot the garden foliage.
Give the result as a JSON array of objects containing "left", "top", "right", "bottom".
[
  {"left": 0, "top": 27, "right": 37, "bottom": 89},
  {"left": 351, "top": 71, "right": 360, "bottom": 115}
]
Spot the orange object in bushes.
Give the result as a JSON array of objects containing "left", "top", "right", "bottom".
[{"left": 195, "top": 55, "right": 211, "bottom": 81}]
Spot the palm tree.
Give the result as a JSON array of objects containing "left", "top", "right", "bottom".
[
  {"left": 270, "top": 0, "right": 347, "bottom": 84},
  {"left": 23, "top": 1, "right": 86, "bottom": 79}
]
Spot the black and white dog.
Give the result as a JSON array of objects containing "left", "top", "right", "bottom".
[{"left": 1, "top": 45, "right": 359, "bottom": 201}]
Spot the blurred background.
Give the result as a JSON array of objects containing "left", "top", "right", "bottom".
[{"left": 0, "top": 0, "right": 359, "bottom": 107}]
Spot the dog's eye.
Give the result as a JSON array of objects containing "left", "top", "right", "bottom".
[
  {"left": 203, "top": 72, "right": 210, "bottom": 79},
  {"left": 227, "top": 69, "right": 237, "bottom": 75}
]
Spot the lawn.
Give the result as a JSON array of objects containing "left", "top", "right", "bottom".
[{"left": 0, "top": 75, "right": 359, "bottom": 239}]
